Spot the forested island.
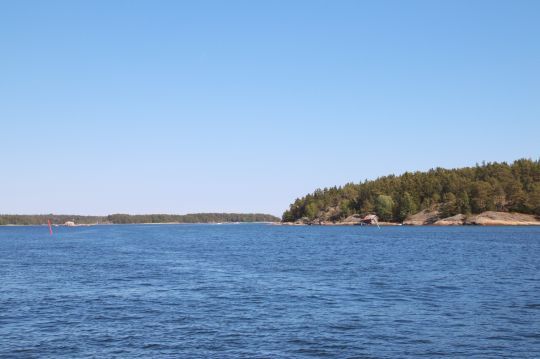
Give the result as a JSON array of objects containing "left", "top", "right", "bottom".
[
  {"left": 282, "top": 159, "right": 540, "bottom": 225},
  {"left": 0, "top": 213, "right": 279, "bottom": 226}
]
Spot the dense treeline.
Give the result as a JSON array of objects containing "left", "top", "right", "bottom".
[
  {"left": 0, "top": 213, "right": 279, "bottom": 225},
  {"left": 106, "top": 213, "right": 279, "bottom": 224},
  {"left": 0, "top": 215, "right": 103, "bottom": 226},
  {"left": 282, "top": 159, "right": 540, "bottom": 223}
]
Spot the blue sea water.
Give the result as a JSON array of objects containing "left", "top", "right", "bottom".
[{"left": 0, "top": 224, "right": 539, "bottom": 358}]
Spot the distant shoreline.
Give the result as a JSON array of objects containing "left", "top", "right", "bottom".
[
  {"left": 3, "top": 221, "right": 540, "bottom": 227},
  {"left": 0, "top": 213, "right": 280, "bottom": 226},
  {"left": 0, "top": 221, "right": 279, "bottom": 227}
]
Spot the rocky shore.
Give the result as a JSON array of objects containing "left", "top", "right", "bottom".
[
  {"left": 403, "top": 210, "right": 540, "bottom": 226},
  {"left": 282, "top": 211, "right": 540, "bottom": 226}
]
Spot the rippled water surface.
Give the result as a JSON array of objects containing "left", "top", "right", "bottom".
[{"left": 1, "top": 224, "right": 539, "bottom": 358}]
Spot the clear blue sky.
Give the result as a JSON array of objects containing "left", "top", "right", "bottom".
[{"left": 1, "top": 1, "right": 539, "bottom": 216}]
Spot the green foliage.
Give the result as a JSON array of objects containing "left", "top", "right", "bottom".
[
  {"left": 396, "top": 192, "right": 417, "bottom": 221},
  {"left": 360, "top": 199, "right": 374, "bottom": 214},
  {"left": 457, "top": 191, "right": 471, "bottom": 214},
  {"left": 339, "top": 200, "right": 352, "bottom": 218},
  {"left": 282, "top": 158, "right": 540, "bottom": 222},
  {"left": 304, "top": 203, "right": 319, "bottom": 220},
  {"left": 528, "top": 183, "right": 540, "bottom": 215},
  {"left": 375, "top": 195, "right": 394, "bottom": 221},
  {"left": 440, "top": 193, "right": 458, "bottom": 218}
]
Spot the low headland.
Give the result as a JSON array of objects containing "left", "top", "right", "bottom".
[{"left": 281, "top": 159, "right": 540, "bottom": 226}]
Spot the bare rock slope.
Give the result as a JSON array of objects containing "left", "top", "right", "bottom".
[
  {"left": 466, "top": 211, "right": 540, "bottom": 225},
  {"left": 403, "top": 209, "right": 440, "bottom": 225},
  {"left": 406, "top": 210, "right": 540, "bottom": 226},
  {"left": 433, "top": 214, "right": 467, "bottom": 226}
]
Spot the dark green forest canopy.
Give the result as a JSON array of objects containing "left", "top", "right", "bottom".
[
  {"left": 282, "top": 159, "right": 540, "bottom": 222},
  {"left": 0, "top": 213, "right": 279, "bottom": 225}
]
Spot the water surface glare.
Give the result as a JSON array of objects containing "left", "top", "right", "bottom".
[{"left": 0, "top": 224, "right": 539, "bottom": 358}]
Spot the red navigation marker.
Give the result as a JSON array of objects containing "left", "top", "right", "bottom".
[{"left": 48, "top": 219, "right": 53, "bottom": 235}]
